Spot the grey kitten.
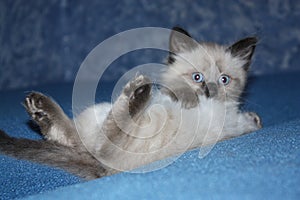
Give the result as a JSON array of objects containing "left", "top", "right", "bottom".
[{"left": 0, "top": 27, "right": 262, "bottom": 179}]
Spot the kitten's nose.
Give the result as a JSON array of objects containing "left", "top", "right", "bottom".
[{"left": 206, "top": 82, "right": 218, "bottom": 98}]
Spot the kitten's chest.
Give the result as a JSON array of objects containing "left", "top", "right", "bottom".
[{"left": 126, "top": 95, "right": 229, "bottom": 150}]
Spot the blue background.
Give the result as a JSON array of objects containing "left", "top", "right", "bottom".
[
  {"left": 0, "top": 1, "right": 300, "bottom": 199},
  {"left": 0, "top": 0, "right": 300, "bottom": 90}
]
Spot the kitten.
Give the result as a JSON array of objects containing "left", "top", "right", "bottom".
[{"left": 0, "top": 27, "right": 262, "bottom": 179}]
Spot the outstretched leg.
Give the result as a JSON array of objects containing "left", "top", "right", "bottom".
[
  {"left": 24, "top": 92, "right": 81, "bottom": 147},
  {"left": 223, "top": 111, "right": 262, "bottom": 140}
]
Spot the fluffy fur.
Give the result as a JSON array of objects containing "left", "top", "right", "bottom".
[{"left": 0, "top": 27, "right": 262, "bottom": 179}]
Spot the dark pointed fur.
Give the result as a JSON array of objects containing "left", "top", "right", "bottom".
[
  {"left": 0, "top": 130, "right": 109, "bottom": 180},
  {"left": 227, "top": 37, "right": 258, "bottom": 71},
  {"left": 168, "top": 26, "right": 198, "bottom": 64}
]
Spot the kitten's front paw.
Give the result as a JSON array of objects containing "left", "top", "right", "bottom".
[
  {"left": 180, "top": 93, "right": 199, "bottom": 109},
  {"left": 171, "top": 88, "right": 199, "bottom": 109},
  {"left": 123, "top": 75, "right": 152, "bottom": 116},
  {"left": 246, "top": 112, "right": 262, "bottom": 129}
]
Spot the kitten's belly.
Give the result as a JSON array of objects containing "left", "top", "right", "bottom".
[
  {"left": 98, "top": 94, "right": 234, "bottom": 171},
  {"left": 74, "top": 102, "right": 112, "bottom": 150},
  {"left": 74, "top": 93, "right": 245, "bottom": 172}
]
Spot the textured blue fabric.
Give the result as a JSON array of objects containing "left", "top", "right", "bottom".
[
  {"left": 0, "top": 72, "right": 299, "bottom": 199},
  {"left": 1, "top": 0, "right": 300, "bottom": 90}
]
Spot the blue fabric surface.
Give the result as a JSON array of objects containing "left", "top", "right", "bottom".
[
  {"left": 0, "top": 72, "right": 299, "bottom": 199},
  {"left": 1, "top": 0, "right": 300, "bottom": 90}
]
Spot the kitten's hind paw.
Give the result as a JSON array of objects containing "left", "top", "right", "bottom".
[
  {"left": 24, "top": 92, "right": 50, "bottom": 122},
  {"left": 24, "top": 92, "right": 63, "bottom": 129},
  {"left": 123, "top": 75, "right": 152, "bottom": 116},
  {"left": 123, "top": 75, "right": 151, "bottom": 97}
]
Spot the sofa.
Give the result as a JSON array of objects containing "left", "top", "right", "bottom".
[{"left": 0, "top": 0, "right": 299, "bottom": 199}]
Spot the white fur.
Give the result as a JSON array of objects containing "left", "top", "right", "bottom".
[
  {"left": 70, "top": 39, "right": 259, "bottom": 172},
  {"left": 73, "top": 90, "right": 258, "bottom": 172},
  {"left": 74, "top": 103, "right": 111, "bottom": 151}
]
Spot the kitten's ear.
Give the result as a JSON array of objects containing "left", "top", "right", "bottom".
[
  {"left": 227, "top": 37, "right": 258, "bottom": 71},
  {"left": 169, "top": 27, "right": 198, "bottom": 54}
]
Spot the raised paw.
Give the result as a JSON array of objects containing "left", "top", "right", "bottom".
[
  {"left": 246, "top": 112, "right": 262, "bottom": 129},
  {"left": 161, "top": 84, "right": 199, "bottom": 109},
  {"left": 178, "top": 89, "right": 199, "bottom": 109},
  {"left": 123, "top": 75, "right": 152, "bottom": 116},
  {"left": 24, "top": 92, "right": 61, "bottom": 125}
]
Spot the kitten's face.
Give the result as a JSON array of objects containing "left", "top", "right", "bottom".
[
  {"left": 163, "top": 27, "right": 257, "bottom": 103},
  {"left": 168, "top": 43, "right": 247, "bottom": 102}
]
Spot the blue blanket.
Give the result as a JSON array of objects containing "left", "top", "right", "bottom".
[{"left": 0, "top": 72, "right": 299, "bottom": 199}]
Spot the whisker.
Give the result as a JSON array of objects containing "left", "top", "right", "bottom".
[{"left": 224, "top": 94, "right": 263, "bottom": 108}]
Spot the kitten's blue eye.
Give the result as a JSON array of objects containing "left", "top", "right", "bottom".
[
  {"left": 192, "top": 72, "right": 204, "bottom": 83},
  {"left": 219, "top": 75, "right": 231, "bottom": 85}
]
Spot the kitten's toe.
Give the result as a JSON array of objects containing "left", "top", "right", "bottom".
[{"left": 247, "top": 112, "right": 262, "bottom": 129}]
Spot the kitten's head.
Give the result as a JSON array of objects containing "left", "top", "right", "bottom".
[{"left": 162, "top": 27, "right": 257, "bottom": 104}]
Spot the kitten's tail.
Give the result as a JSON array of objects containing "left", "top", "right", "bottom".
[{"left": 0, "top": 129, "right": 109, "bottom": 180}]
